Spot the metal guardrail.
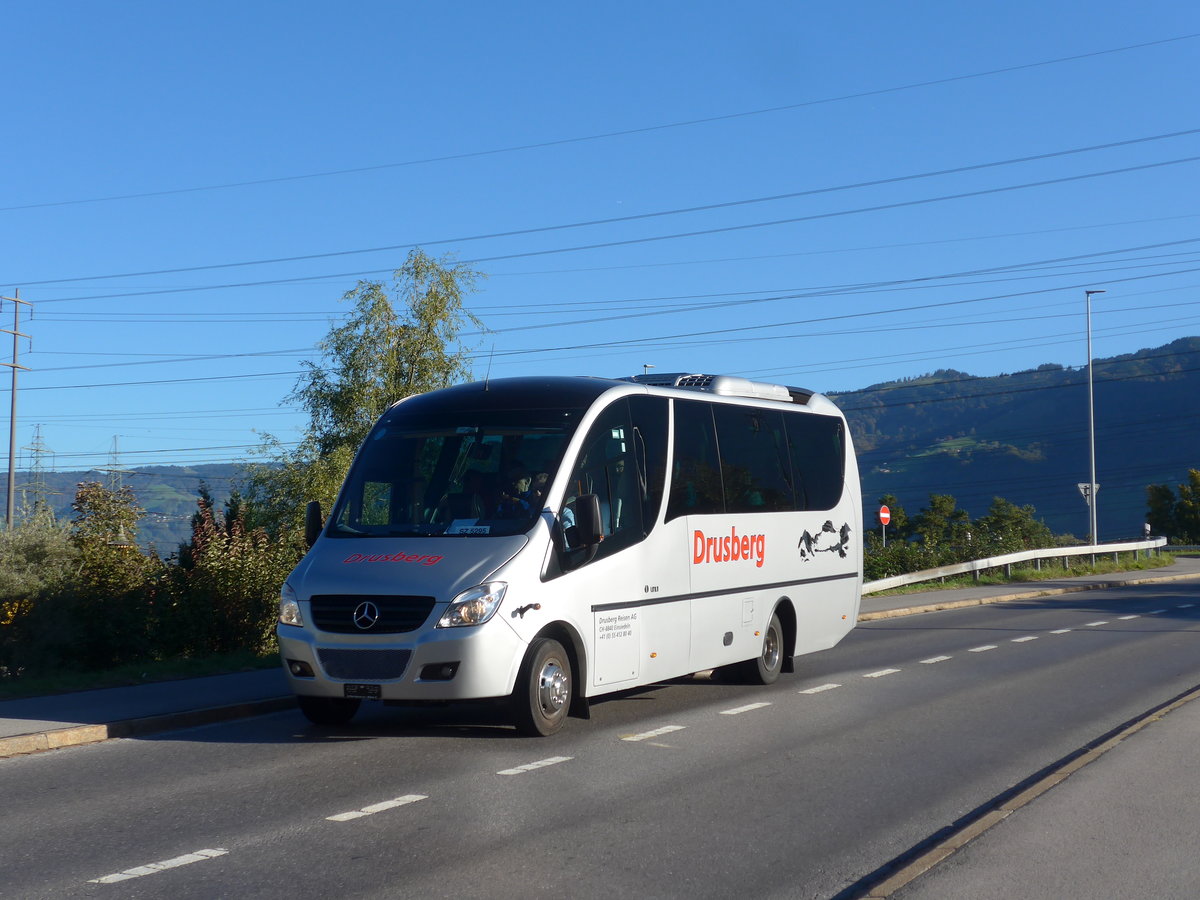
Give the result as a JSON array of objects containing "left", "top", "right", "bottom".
[{"left": 861, "top": 537, "right": 1169, "bottom": 595}]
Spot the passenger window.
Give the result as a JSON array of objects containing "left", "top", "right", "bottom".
[
  {"left": 666, "top": 399, "right": 724, "bottom": 521},
  {"left": 711, "top": 405, "right": 793, "bottom": 513},
  {"left": 785, "top": 413, "right": 845, "bottom": 511}
]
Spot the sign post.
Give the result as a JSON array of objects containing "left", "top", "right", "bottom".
[{"left": 879, "top": 505, "right": 891, "bottom": 548}]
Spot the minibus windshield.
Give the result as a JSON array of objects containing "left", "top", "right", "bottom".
[{"left": 330, "top": 409, "right": 581, "bottom": 538}]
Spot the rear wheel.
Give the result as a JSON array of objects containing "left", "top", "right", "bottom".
[
  {"left": 297, "top": 695, "right": 361, "bottom": 726},
  {"left": 740, "top": 612, "right": 784, "bottom": 685},
  {"left": 512, "top": 638, "right": 572, "bottom": 736}
]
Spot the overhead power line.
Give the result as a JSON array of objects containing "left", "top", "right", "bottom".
[
  {"left": 5, "top": 32, "right": 1196, "bottom": 214},
  {"left": 21, "top": 130, "right": 1200, "bottom": 292}
]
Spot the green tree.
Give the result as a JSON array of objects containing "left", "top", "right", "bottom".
[
  {"left": 247, "top": 248, "right": 485, "bottom": 533},
  {"left": 913, "top": 493, "right": 969, "bottom": 549},
  {"left": 1145, "top": 482, "right": 1176, "bottom": 538},
  {"left": 974, "top": 496, "right": 1053, "bottom": 553},
  {"left": 1145, "top": 470, "right": 1200, "bottom": 543},
  {"left": 1176, "top": 469, "right": 1200, "bottom": 543}
]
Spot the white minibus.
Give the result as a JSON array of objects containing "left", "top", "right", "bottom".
[{"left": 278, "top": 373, "right": 862, "bottom": 735}]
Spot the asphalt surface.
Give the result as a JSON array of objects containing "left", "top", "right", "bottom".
[{"left": 3, "top": 554, "right": 1199, "bottom": 898}]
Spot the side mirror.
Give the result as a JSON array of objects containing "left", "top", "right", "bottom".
[
  {"left": 305, "top": 500, "right": 323, "bottom": 548},
  {"left": 574, "top": 493, "right": 603, "bottom": 547}
]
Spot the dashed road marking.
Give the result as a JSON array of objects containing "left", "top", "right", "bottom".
[
  {"left": 968, "top": 645, "right": 998, "bottom": 653},
  {"left": 1149, "top": 609, "right": 1167, "bottom": 615},
  {"left": 920, "top": 656, "right": 952, "bottom": 664},
  {"left": 622, "top": 725, "right": 686, "bottom": 742},
  {"left": 1012, "top": 636, "right": 1038, "bottom": 643},
  {"left": 89, "top": 849, "right": 228, "bottom": 884},
  {"left": 1179, "top": 603, "right": 1195, "bottom": 609},
  {"left": 864, "top": 668, "right": 901, "bottom": 678},
  {"left": 1118, "top": 615, "right": 1140, "bottom": 620},
  {"left": 327, "top": 794, "right": 427, "bottom": 822},
  {"left": 799, "top": 683, "right": 842, "bottom": 694},
  {"left": 1050, "top": 628, "right": 1072, "bottom": 634},
  {"left": 720, "top": 702, "right": 772, "bottom": 715},
  {"left": 1084, "top": 621, "right": 1109, "bottom": 627},
  {"left": 497, "top": 756, "right": 573, "bottom": 775}
]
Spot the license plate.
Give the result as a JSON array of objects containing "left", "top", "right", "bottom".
[{"left": 344, "top": 683, "right": 382, "bottom": 700}]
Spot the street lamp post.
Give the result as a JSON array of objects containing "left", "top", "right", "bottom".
[{"left": 1085, "top": 288, "right": 1106, "bottom": 545}]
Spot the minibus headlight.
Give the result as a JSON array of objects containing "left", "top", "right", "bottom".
[
  {"left": 279, "top": 582, "right": 304, "bottom": 627},
  {"left": 438, "top": 582, "right": 507, "bottom": 628}
]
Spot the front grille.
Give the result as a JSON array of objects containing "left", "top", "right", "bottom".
[
  {"left": 317, "top": 648, "right": 412, "bottom": 681},
  {"left": 309, "top": 594, "right": 436, "bottom": 634}
]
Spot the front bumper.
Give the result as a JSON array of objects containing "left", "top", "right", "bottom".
[{"left": 277, "top": 618, "right": 527, "bottom": 702}]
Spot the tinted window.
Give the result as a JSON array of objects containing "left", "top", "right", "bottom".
[
  {"left": 629, "top": 395, "right": 669, "bottom": 529},
  {"left": 786, "top": 413, "right": 845, "bottom": 511},
  {"left": 712, "top": 405, "right": 793, "bottom": 513},
  {"left": 666, "top": 399, "right": 724, "bottom": 520},
  {"left": 561, "top": 398, "right": 659, "bottom": 561}
]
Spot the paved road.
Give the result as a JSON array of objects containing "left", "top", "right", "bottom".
[{"left": 1, "top": 556, "right": 1198, "bottom": 899}]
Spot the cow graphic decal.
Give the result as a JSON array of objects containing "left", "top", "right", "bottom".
[{"left": 798, "top": 521, "right": 851, "bottom": 560}]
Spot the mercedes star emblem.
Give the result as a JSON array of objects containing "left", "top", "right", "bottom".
[{"left": 352, "top": 600, "right": 381, "bottom": 630}]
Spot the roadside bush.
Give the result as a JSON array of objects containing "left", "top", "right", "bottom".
[
  {"left": 157, "top": 492, "right": 301, "bottom": 657},
  {"left": 0, "top": 513, "right": 79, "bottom": 678}
]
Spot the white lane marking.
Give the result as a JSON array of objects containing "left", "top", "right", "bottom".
[
  {"left": 1179, "top": 603, "right": 1195, "bottom": 609},
  {"left": 920, "top": 656, "right": 952, "bottom": 664},
  {"left": 497, "top": 756, "right": 573, "bottom": 775},
  {"left": 1050, "top": 628, "right": 1072, "bottom": 634},
  {"left": 327, "top": 794, "right": 427, "bottom": 822},
  {"left": 799, "top": 683, "right": 842, "bottom": 694},
  {"left": 1012, "top": 636, "right": 1038, "bottom": 643},
  {"left": 1149, "top": 609, "right": 1167, "bottom": 615},
  {"left": 1118, "top": 615, "right": 1140, "bottom": 620},
  {"left": 1085, "top": 621, "right": 1109, "bottom": 627},
  {"left": 863, "top": 668, "right": 901, "bottom": 678},
  {"left": 89, "top": 849, "right": 228, "bottom": 884},
  {"left": 968, "top": 645, "right": 998, "bottom": 653},
  {"left": 720, "top": 702, "right": 772, "bottom": 715},
  {"left": 622, "top": 725, "right": 686, "bottom": 742}
]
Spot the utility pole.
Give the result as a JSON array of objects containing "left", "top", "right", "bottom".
[
  {"left": 1084, "top": 288, "right": 1106, "bottom": 544},
  {"left": 2, "top": 290, "right": 31, "bottom": 530}
]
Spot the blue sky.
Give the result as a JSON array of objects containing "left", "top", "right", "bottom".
[{"left": 3, "top": 1, "right": 1199, "bottom": 478}]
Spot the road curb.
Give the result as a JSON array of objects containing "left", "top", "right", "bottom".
[
  {"left": 857, "top": 571, "right": 1200, "bottom": 622},
  {"left": 0, "top": 696, "right": 295, "bottom": 760}
]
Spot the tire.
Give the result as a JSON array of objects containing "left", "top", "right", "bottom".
[
  {"left": 512, "top": 637, "right": 573, "bottom": 737},
  {"left": 741, "top": 612, "right": 784, "bottom": 685},
  {"left": 297, "top": 694, "right": 361, "bottom": 726}
]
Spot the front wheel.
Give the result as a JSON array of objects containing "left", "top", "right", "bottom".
[
  {"left": 512, "top": 637, "right": 573, "bottom": 736},
  {"left": 297, "top": 694, "right": 361, "bottom": 726}
]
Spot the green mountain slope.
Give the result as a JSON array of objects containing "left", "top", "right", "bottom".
[{"left": 832, "top": 336, "right": 1200, "bottom": 540}]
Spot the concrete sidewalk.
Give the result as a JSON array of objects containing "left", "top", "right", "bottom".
[
  {"left": 3, "top": 555, "right": 1198, "bottom": 760},
  {"left": 890, "top": 685, "right": 1200, "bottom": 898}
]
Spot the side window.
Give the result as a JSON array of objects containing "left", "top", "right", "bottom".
[
  {"left": 628, "top": 394, "right": 669, "bottom": 530},
  {"left": 561, "top": 400, "right": 644, "bottom": 561},
  {"left": 786, "top": 413, "right": 846, "bottom": 511},
  {"left": 666, "top": 399, "right": 724, "bottom": 521},
  {"left": 712, "top": 405, "right": 793, "bottom": 513}
]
